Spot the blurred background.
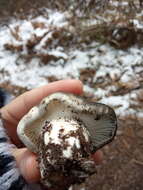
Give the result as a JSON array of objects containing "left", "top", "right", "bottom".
[{"left": 0, "top": 1, "right": 143, "bottom": 189}]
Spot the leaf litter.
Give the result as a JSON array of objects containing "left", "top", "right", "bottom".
[{"left": 0, "top": 1, "right": 143, "bottom": 189}]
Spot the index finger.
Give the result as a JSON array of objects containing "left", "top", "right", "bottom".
[
  {"left": 1, "top": 80, "right": 83, "bottom": 125},
  {"left": 0, "top": 80, "right": 83, "bottom": 145}
]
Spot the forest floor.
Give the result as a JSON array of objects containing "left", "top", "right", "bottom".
[{"left": 0, "top": 1, "right": 143, "bottom": 190}]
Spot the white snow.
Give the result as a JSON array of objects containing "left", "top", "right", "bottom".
[
  {"left": 0, "top": 8, "right": 143, "bottom": 119},
  {"left": 132, "top": 19, "right": 143, "bottom": 29}
]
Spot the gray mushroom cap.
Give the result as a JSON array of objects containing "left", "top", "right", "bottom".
[{"left": 17, "top": 92, "right": 117, "bottom": 154}]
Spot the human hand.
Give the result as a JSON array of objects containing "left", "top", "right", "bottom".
[{"left": 0, "top": 79, "right": 102, "bottom": 184}]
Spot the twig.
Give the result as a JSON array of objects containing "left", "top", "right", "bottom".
[{"left": 132, "top": 158, "right": 143, "bottom": 166}]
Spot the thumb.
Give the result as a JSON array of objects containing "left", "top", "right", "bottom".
[{"left": 12, "top": 148, "right": 40, "bottom": 183}]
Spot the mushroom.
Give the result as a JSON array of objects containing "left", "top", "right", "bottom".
[{"left": 17, "top": 92, "right": 117, "bottom": 189}]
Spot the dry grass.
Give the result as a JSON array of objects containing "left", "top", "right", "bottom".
[{"left": 1, "top": 0, "right": 143, "bottom": 51}]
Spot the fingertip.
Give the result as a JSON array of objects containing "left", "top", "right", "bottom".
[
  {"left": 92, "top": 150, "right": 103, "bottom": 164},
  {"left": 69, "top": 79, "right": 83, "bottom": 94},
  {"left": 22, "top": 153, "right": 40, "bottom": 183},
  {"left": 43, "top": 79, "right": 83, "bottom": 96},
  {"left": 54, "top": 79, "right": 83, "bottom": 94},
  {"left": 76, "top": 80, "right": 83, "bottom": 94},
  {"left": 16, "top": 149, "right": 40, "bottom": 183}
]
